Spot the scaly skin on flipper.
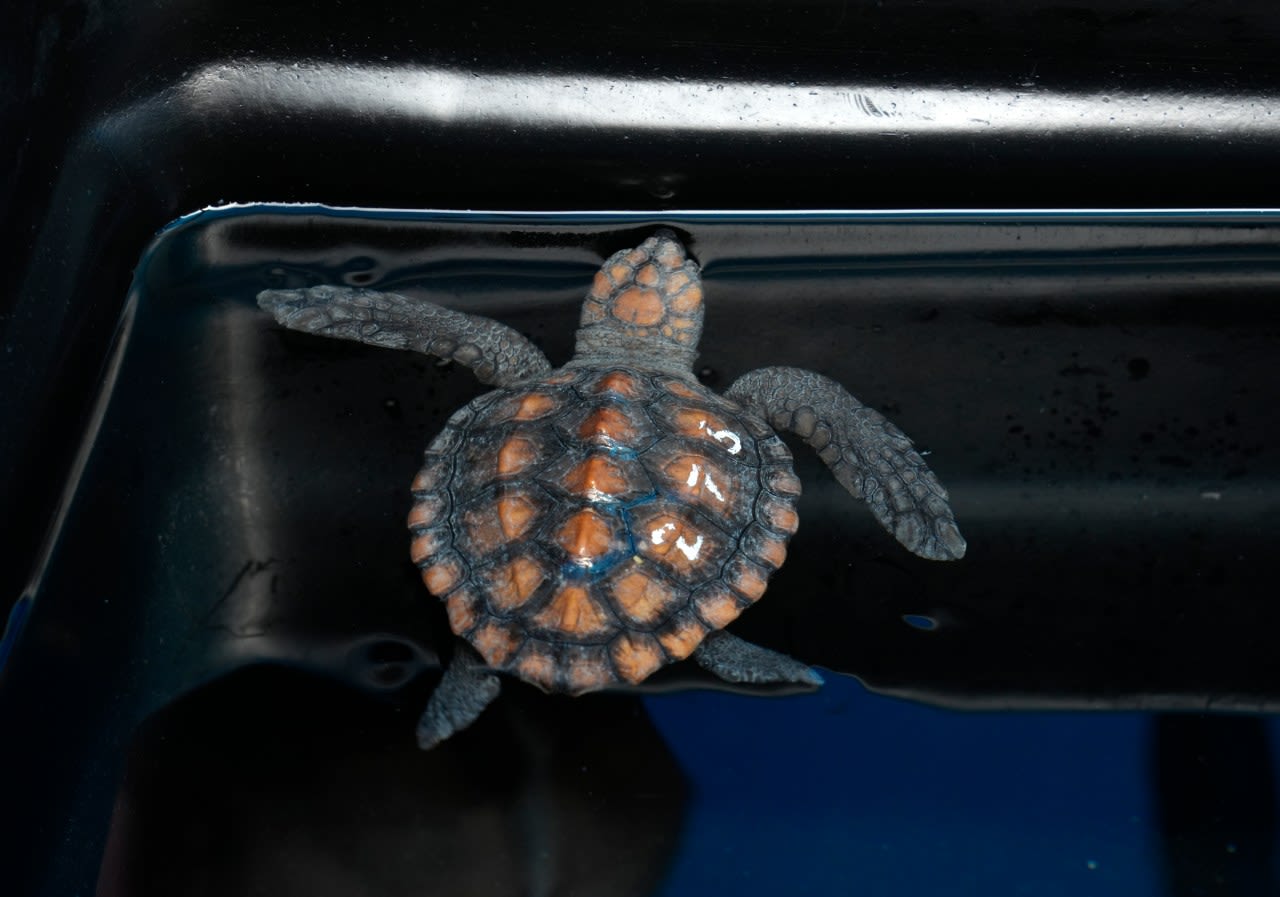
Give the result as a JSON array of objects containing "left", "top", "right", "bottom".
[
  {"left": 693, "top": 630, "right": 824, "bottom": 686},
  {"left": 726, "top": 366, "right": 966, "bottom": 561},
  {"left": 416, "top": 643, "right": 500, "bottom": 750},
  {"left": 257, "top": 285, "right": 552, "bottom": 387}
]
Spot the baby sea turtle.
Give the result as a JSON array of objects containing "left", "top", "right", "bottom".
[{"left": 258, "top": 231, "right": 965, "bottom": 748}]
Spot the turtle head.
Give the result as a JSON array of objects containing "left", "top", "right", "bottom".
[{"left": 572, "top": 231, "right": 704, "bottom": 373}]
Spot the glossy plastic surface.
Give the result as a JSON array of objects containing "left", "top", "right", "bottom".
[{"left": 5, "top": 2, "right": 1280, "bottom": 893}]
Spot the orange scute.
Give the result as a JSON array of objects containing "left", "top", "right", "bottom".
[
  {"left": 407, "top": 501, "right": 439, "bottom": 529},
  {"left": 590, "top": 270, "right": 614, "bottom": 299},
  {"left": 664, "top": 380, "right": 698, "bottom": 400},
  {"left": 562, "top": 455, "right": 630, "bottom": 498},
  {"left": 610, "top": 632, "right": 666, "bottom": 683},
  {"left": 593, "top": 371, "right": 643, "bottom": 398},
  {"left": 564, "top": 649, "right": 613, "bottom": 693},
  {"left": 611, "top": 570, "right": 679, "bottom": 626},
  {"left": 609, "top": 262, "right": 632, "bottom": 283},
  {"left": 762, "top": 499, "right": 800, "bottom": 535},
  {"left": 472, "top": 621, "right": 519, "bottom": 666},
  {"left": 663, "top": 455, "right": 731, "bottom": 505},
  {"left": 578, "top": 406, "right": 639, "bottom": 445},
  {"left": 445, "top": 589, "right": 480, "bottom": 634},
  {"left": 669, "top": 284, "right": 703, "bottom": 314},
  {"left": 611, "top": 287, "right": 664, "bottom": 326},
  {"left": 422, "top": 560, "right": 461, "bottom": 596},
  {"left": 639, "top": 513, "right": 713, "bottom": 575},
  {"left": 487, "top": 556, "right": 544, "bottom": 612},
  {"left": 555, "top": 510, "right": 615, "bottom": 562},
  {"left": 514, "top": 647, "right": 557, "bottom": 691},
  {"left": 672, "top": 408, "right": 733, "bottom": 441},
  {"left": 497, "top": 436, "right": 539, "bottom": 475},
  {"left": 635, "top": 263, "right": 660, "bottom": 286},
  {"left": 654, "top": 242, "right": 684, "bottom": 270},
  {"left": 658, "top": 615, "right": 708, "bottom": 661},
  {"left": 410, "top": 530, "right": 444, "bottom": 564},
  {"left": 462, "top": 508, "right": 504, "bottom": 555},
  {"left": 532, "top": 585, "right": 614, "bottom": 637},
  {"left": 411, "top": 464, "right": 446, "bottom": 493},
  {"left": 729, "top": 559, "right": 769, "bottom": 601},
  {"left": 513, "top": 393, "right": 557, "bottom": 420},
  {"left": 753, "top": 534, "right": 788, "bottom": 570},
  {"left": 496, "top": 495, "right": 537, "bottom": 539},
  {"left": 696, "top": 588, "right": 742, "bottom": 628},
  {"left": 767, "top": 468, "right": 803, "bottom": 496}
]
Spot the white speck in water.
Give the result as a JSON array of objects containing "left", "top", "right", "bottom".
[
  {"left": 675, "top": 533, "right": 704, "bottom": 560},
  {"left": 1086, "top": 860, "right": 1098, "bottom": 871},
  {"left": 698, "top": 419, "right": 743, "bottom": 454},
  {"left": 1201, "top": 490, "right": 1223, "bottom": 501}
]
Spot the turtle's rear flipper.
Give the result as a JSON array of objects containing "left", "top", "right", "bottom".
[
  {"left": 417, "top": 643, "right": 501, "bottom": 749},
  {"left": 692, "top": 630, "right": 823, "bottom": 687}
]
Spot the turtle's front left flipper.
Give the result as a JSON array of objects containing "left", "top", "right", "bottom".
[
  {"left": 258, "top": 285, "right": 552, "bottom": 387},
  {"left": 727, "top": 366, "right": 966, "bottom": 561}
]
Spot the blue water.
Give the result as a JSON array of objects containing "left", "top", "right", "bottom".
[{"left": 645, "top": 674, "right": 1258, "bottom": 897}]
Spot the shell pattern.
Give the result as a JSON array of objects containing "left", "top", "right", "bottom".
[{"left": 407, "top": 367, "right": 803, "bottom": 694}]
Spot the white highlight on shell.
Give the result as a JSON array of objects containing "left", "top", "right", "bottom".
[
  {"left": 698, "top": 419, "right": 742, "bottom": 455},
  {"left": 703, "top": 472, "right": 726, "bottom": 502},
  {"left": 682, "top": 459, "right": 727, "bottom": 503},
  {"left": 651, "top": 522, "right": 677, "bottom": 544},
  {"left": 675, "top": 534, "right": 705, "bottom": 560},
  {"left": 649, "top": 523, "right": 705, "bottom": 560}
]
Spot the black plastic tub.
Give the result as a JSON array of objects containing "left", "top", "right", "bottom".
[{"left": 5, "top": 2, "right": 1280, "bottom": 895}]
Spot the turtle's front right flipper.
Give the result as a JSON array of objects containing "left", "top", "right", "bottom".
[
  {"left": 257, "top": 285, "right": 552, "bottom": 387},
  {"left": 727, "top": 366, "right": 966, "bottom": 561}
]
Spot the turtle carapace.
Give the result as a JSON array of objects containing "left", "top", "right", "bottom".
[{"left": 258, "top": 231, "right": 965, "bottom": 748}]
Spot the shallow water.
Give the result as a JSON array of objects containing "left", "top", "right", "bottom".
[
  {"left": 648, "top": 677, "right": 1280, "bottom": 897},
  {"left": 4, "top": 206, "right": 1280, "bottom": 895}
]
